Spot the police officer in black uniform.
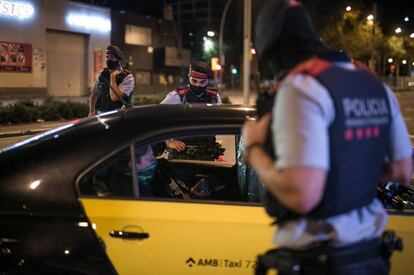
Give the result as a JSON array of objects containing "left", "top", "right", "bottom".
[
  {"left": 161, "top": 59, "right": 222, "bottom": 154},
  {"left": 89, "top": 45, "right": 134, "bottom": 115},
  {"left": 242, "top": 1, "right": 413, "bottom": 274},
  {"left": 161, "top": 59, "right": 221, "bottom": 105}
]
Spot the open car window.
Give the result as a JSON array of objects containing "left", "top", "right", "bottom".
[
  {"left": 377, "top": 177, "right": 414, "bottom": 212},
  {"left": 78, "top": 133, "right": 265, "bottom": 205},
  {"left": 78, "top": 131, "right": 414, "bottom": 212},
  {"left": 79, "top": 148, "right": 134, "bottom": 197}
]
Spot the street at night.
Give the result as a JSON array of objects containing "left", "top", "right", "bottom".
[
  {"left": 397, "top": 92, "right": 414, "bottom": 144},
  {"left": 1, "top": 90, "right": 414, "bottom": 149},
  {"left": 1, "top": 1, "right": 414, "bottom": 275}
]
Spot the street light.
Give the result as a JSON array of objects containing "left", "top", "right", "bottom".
[
  {"left": 402, "top": 59, "right": 407, "bottom": 64},
  {"left": 367, "top": 10, "right": 376, "bottom": 71},
  {"left": 207, "top": 31, "right": 215, "bottom": 37},
  {"left": 219, "top": 0, "right": 233, "bottom": 88},
  {"left": 410, "top": 33, "right": 414, "bottom": 38},
  {"left": 395, "top": 27, "right": 402, "bottom": 34},
  {"left": 405, "top": 17, "right": 410, "bottom": 22},
  {"left": 346, "top": 6, "right": 351, "bottom": 12},
  {"left": 388, "top": 58, "right": 394, "bottom": 63},
  {"left": 243, "top": 0, "right": 252, "bottom": 106},
  {"left": 203, "top": 38, "right": 214, "bottom": 52}
]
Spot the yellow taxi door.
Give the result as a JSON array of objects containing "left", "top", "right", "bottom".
[
  {"left": 81, "top": 198, "right": 274, "bottom": 275},
  {"left": 387, "top": 213, "right": 414, "bottom": 275}
]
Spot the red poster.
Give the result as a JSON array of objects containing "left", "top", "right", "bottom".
[
  {"left": 94, "top": 48, "right": 103, "bottom": 79},
  {"left": 0, "top": 41, "right": 32, "bottom": 73}
]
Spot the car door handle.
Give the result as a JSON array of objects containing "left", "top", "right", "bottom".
[{"left": 109, "top": 230, "right": 150, "bottom": 240}]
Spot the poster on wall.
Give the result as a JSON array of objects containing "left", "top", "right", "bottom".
[
  {"left": 0, "top": 41, "right": 32, "bottom": 73},
  {"left": 94, "top": 48, "right": 103, "bottom": 80}
]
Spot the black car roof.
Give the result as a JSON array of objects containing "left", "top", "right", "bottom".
[
  {"left": 0, "top": 104, "right": 255, "bottom": 216},
  {"left": 0, "top": 104, "right": 254, "bottom": 155}
]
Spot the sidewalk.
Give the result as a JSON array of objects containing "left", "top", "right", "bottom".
[
  {"left": 0, "top": 90, "right": 258, "bottom": 138},
  {"left": 0, "top": 121, "right": 66, "bottom": 138}
]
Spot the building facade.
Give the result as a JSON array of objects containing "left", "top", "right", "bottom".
[
  {"left": 0, "top": 0, "right": 111, "bottom": 99},
  {"left": 165, "top": 0, "right": 243, "bottom": 87},
  {"left": 0, "top": 0, "right": 192, "bottom": 99},
  {"left": 110, "top": 9, "right": 191, "bottom": 95}
]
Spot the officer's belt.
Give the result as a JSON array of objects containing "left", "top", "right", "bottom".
[
  {"left": 256, "top": 238, "right": 383, "bottom": 274},
  {"left": 289, "top": 238, "right": 383, "bottom": 267},
  {"left": 329, "top": 237, "right": 382, "bottom": 267}
]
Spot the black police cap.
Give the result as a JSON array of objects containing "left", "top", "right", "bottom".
[
  {"left": 255, "top": 0, "right": 322, "bottom": 57},
  {"left": 106, "top": 45, "right": 124, "bottom": 61},
  {"left": 255, "top": 0, "right": 289, "bottom": 59},
  {"left": 189, "top": 59, "right": 213, "bottom": 79}
]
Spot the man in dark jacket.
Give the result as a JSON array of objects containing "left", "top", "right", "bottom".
[
  {"left": 242, "top": 1, "right": 413, "bottom": 274},
  {"left": 89, "top": 45, "right": 134, "bottom": 115}
]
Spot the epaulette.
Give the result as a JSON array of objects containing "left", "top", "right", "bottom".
[
  {"left": 206, "top": 87, "right": 219, "bottom": 96},
  {"left": 352, "top": 60, "right": 376, "bottom": 76},
  {"left": 121, "top": 68, "right": 132, "bottom": 75},
  {"left": 289, "top": 58, "right": 331, "bottom": 77},
  {"left": 176, "top": 87, "right": 190, "bottom": 96},
  {"left": 288, "top": 0, "right": 301, "bottom": 8}
]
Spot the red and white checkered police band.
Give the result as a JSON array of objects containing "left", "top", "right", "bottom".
[{"left": 189, "top": 71, "right": 208, "bottom": 79}]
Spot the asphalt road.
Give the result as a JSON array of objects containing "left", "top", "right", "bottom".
[
  {"left": 0, "top": 91, "right": 413, "bottom": 150},
  {"left": 0, "top": 122, "right": 65, "bottom": 150},
  {"left": 396, "top": 92, "right": 414, "bottom": 145}
]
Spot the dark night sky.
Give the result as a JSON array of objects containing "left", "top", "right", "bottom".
[
  {"left": 70, "top": 0, "right": 165, "bottom": 17},
  {"left": 375, "top": 0, "right": 414, "bottom": 32},
  {"left": 70, "top": 0, "right": 414, "bottom": 34}
]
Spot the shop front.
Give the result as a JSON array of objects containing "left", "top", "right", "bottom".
[{"left": 0, "top": 0, "right": 110, "bottom": 99}]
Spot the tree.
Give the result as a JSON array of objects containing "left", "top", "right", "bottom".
[{"left": 320, "top": 8, "right": 386, "bottom": 64}]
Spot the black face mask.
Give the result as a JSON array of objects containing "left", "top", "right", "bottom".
[
  {"left": 106, "top": 60, "right": 120, "bottom": 70},
  {"left": 190, "top": 85, "right": 206, "bottom": 95}
]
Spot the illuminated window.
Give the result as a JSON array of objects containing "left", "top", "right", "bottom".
[{"left": 125, "top": 25, "right": 152, "bottom": 46}]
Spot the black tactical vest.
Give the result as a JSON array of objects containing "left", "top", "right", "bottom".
[
  {"left": 94, "top": 68, "right": 132, "bottom": 112},
  {"left": 264, "top": 59, "right": 391, "bottom": 225},
  {"left": 177, "top": 87, "right": 219, "bottom": 104}
]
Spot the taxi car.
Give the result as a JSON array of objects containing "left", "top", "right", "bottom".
[{"left": 0, "top": 104, "right": 413, "bottom": 275}]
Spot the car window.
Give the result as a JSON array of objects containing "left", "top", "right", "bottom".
[
  {"left": 378, "top": 180, "right": 414, "bottom": 211},
  {"left": 78, "top": 133, "right": 264, "bottom": 204},
  {"left": 79, "top": 147, "right": 134, "bottom": 197}
]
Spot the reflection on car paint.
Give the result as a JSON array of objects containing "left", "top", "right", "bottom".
[
  {"left": 0, "top": 123, "right": 75, "bottom": 153},
  {"left": 29, "top": 179, "right": 41, "bottom": 190},
  {"left": 96, "top": 110, "right": 117, "bottom": 130}
]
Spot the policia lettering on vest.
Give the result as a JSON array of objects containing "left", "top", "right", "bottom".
[
  {"left": 89, "top": 45, "right": 135, "bottom": 115},
  {"left": 242, "top": 1, "right": 413, "bottom": 275}
]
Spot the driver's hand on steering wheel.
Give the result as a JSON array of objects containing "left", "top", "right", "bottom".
[{"left": 166, "top": 139, "right": 186, "bottom": 152}]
